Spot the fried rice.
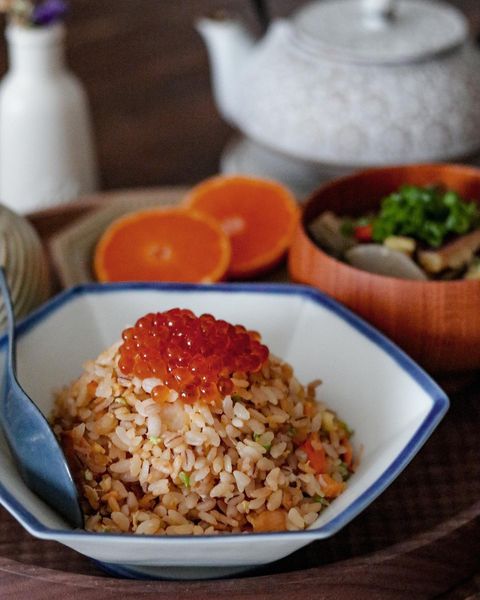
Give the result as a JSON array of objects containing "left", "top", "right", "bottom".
[{"left": 52, "top": 336, "right": 355, "bottom": 535}]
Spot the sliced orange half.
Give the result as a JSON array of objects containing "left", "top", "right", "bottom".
[
  {"left": 93, "top": 207, "right": 231, "bottom": 283},
  {"left": 184, "top": 175, "right": 299, "bottom": 279}
]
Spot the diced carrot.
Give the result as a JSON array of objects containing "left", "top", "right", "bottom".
[
  {"left": 353, "top": 223, "right": 373, "bottom": 242},
  {"left": 320, "top": 474, "right": 345, "bottom": 498},
  {"left": 300, "top": 433, "right": 326, "bottom": 474},
  {"left": 87, "top": 380, "right": 98, "bottom": 398},
  {"left": 248, "top": 509, "right": 287, "bottom": 532},
  {"left": 292, "top": 427, "right": 309, "bottom": 445}
]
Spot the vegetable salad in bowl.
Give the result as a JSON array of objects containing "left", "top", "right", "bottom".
[{"left": 310, "top": 184, "right": 480, "bottom": 280}]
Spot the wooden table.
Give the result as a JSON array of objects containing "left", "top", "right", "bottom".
[{"left": 0, "top": 197, "right": 478, "bottom": 599}]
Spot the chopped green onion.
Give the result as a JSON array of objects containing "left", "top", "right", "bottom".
[
  {"left": 149, "top": 436, "right": 160, "bottom": 444},
  {"left": 287, "top": 426, "right": 297, "bottom": 437},
  {"left": 371, "top": 185, "right": 480, "bottom": 248},
  {"left": 338, "top": 461, "right": 350, "bottom": 480},
  {"left": 253, "top": 432, "right": 272, "bottom": 451},
  {"left": 313, "top": 495, "right": 330, "bottom": 506},
  {"left": 340, "top": 219, "right": 355, "bottom": 238},
  {"left": 231, "top": 394, "right": 243, "bottom": 402},
  {"left": 179, "top": 471, "right": 190, "bottom": 488},
  {"left": 337, "top": 420, "right": 354, "bottom": 438}
]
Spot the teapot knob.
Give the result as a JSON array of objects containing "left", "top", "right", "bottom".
[{"left": 362, "top": 0, "right": 396, "bottom": 27}]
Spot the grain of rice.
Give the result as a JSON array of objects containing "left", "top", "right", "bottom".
[
  {"left": 141, "top": 378, "right": 162, "bottom": 394},
  {"left": 263, "top": 387, "right": 279, "bottom": 405},
  {"left": 110, "top": 459, "right": 131, "bottom": 474},
  {"left": 267, "top": 489, "right": 283, "bottom": 511},
  {"left": 270, "top": 441, "right": 287, "bottom": 459},
  {"left": 203, "top": 426, "right": 221, "bottom": 447},
  {"left": 196, "top": 498, "right": 216, "bottom": 512},
  {"left": 219, "top": 471, "right": 234, "bottom": 484},
  {"left": 185, "top": 431, "right": 205, "bottom": 446},
  {"left": 212, "top": 456, "right": 224, "bottom": 474},
  {"left": 233, "top": 402, "right": 250, "bottom": 421},
  {"left": 231, "top": 377, "right": 249, "bottom": 388},
  {"left": 166, "top": 509, "right": 188, "bottom": 525},
  {"left": 136, "top": 517, "right": 161, "bottom": 535},
  {"left": 198, "top": 511, "right": 217, "bottom": 526},
  {"left": 210, "top": 482, "right": 234, "bottom": 498},
  {"left": 166, "top": 524, "right": 194, "bottom": 535},
  {"left": 149, "top": 479, "right": 170, "bottom": 496},
  {"left": 111, "top": 511, "right": 130, "bottom": 532},
  {"left": 190, "top": 467, "right": 210, "bottom": 485},
  {"left": 303, "top": 512, "right": 319, "bottom": 526},
  {"left": 287, "top": 507, "right": 305, "bottom": 530},
  {"left": 248, "top": 496, "right": 266, "bottom": 510},
  {"left": 265, "top": 467, "right": 281, "bottom": 491},
  {"left": 199, "top": 405, "right": 214, "bottom": 425},
  {"left": 210, "top": 510, "right": 239, "bottom": 527},
  {"left": 225, "top": 424, "right": 241, "bottom": 438},
  {"left": 147, "top": 415, "right": 162, "bottom": 438},
  {"left": 223, "top": 454, "right": 232, "bottom": 473},
  {"left": 237, "top": 442, "right": 262, "bottom": 461},
  {"left": 129, "top": 454, "right": 142, "bottom": 477},
  {"left": 257, "top": 457, "right": 275, "bottom": 471},
  {"left": 233, "top": 470, "right": 250, "bottom": 493},
  {"left": 249, "top": 487, "right": 270, "bottom": 499}
]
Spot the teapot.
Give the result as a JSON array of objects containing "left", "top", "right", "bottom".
[{"left": 197, "top": 0, "right": 480, "bottom": 174}]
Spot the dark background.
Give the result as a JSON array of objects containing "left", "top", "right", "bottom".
[{"left": 1, "top": 0, "right": 479, "bottom": 190}]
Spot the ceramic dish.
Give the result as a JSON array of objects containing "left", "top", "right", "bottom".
[
  {"left": 49, "top": 188, "right": 186, "bottom": 288},
  {"left": 0, "top": 282, "right": 448, "bottom": 579},
  {"left": 289, "top": 164, "right": 480, "bottom": 379}
]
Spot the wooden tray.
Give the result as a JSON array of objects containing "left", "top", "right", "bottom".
[{"left": 0, "top": 190, "right": 479, "bottom": 599}]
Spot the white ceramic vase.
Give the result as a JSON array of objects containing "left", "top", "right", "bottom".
[{"left": 0, "top": 23, "right": 98, "bottom": 214}]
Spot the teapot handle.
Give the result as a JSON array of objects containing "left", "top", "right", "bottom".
[
  {"left": 250, "top": 0, "right": 270, "bottom": 33},
  {"left": 362, "top": 0, "right": 396, "bottom": 26}
]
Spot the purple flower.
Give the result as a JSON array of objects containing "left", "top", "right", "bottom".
[{"left": 32, "top": 0, "right": 68, "bottom": 26}]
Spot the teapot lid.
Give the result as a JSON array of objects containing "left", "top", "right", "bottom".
[{"left": 292, "top": 0, "right": 468, "bottom": 64}]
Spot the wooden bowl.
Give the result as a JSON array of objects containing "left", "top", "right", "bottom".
[{"left": 288, "top": 164, "right": 480, "bottom": 377}]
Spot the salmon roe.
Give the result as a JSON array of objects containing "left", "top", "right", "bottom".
[{"left": 118, "top": 308, "right": 269, "bottom": 406}]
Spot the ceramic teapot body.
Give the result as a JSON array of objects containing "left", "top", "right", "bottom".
[{"left": 198, "top": 0, "right": 480, "bottom": 167}]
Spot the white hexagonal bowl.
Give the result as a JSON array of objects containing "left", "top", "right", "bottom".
[{"left": 0, "top": 283, "right": 448, "bottom": 580}]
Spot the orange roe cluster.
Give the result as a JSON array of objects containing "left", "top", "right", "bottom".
[{"left": 118, "top": 308, "right": 269, "bottom": 406}]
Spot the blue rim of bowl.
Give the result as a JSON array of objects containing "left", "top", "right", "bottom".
[{"left": 0, "top": 281, "right": 449, "bottom": 544}]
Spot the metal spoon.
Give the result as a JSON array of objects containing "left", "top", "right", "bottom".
[{"left": 0, "top": 267, "right": 83, "bottom": 528}]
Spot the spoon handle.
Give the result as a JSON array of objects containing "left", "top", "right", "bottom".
[{"left": 0, "top": 267, "right": 16, "bottom": 375}]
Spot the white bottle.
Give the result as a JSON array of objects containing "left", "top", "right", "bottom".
[{"left": 0, "top": 23, "right": 98, "bottom": 214}]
